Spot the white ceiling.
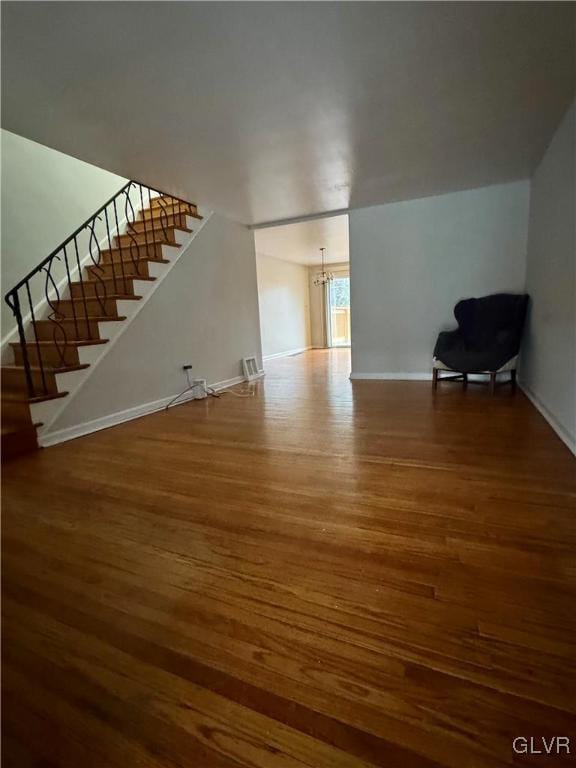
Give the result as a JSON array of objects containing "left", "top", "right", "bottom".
[
  {"left": 2, "top": 3, "right": 575, "bottom": 226},
  {"left": 255, "top": 215, "right": 349, "bottom": 267}
]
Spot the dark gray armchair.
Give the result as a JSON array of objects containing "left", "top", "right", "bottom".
[{"left": 432, "top": 293, "right": 529, "bottom": 392}]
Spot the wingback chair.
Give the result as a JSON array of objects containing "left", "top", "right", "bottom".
[{"left": 432, "top": 293, "right": 529, "bottom": 393}]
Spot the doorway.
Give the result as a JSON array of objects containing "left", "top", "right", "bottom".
[
  {"left": 254, "top": 213, "right": 350, "bottom": 357},
  {"left": 326, "top": 273, "right": 351, "bottom": 347}
]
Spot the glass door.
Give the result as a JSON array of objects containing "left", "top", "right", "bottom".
[{"left": 327, "top": 275, "right": 351, "bottom": 347}]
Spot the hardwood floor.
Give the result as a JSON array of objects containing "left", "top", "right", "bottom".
[{"left": 2, "top": 348, "right": 575, "bottom": 768}]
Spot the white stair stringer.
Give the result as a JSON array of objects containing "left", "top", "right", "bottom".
[{"left": 30, "top": 209, "right": 213, "bottom": 440}]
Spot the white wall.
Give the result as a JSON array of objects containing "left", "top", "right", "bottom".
[
  {"left": 349, "top": 181, "right": 530, "bottom": 376},
  {"left": 47, "top": 213, "right": 262, "bottom": 432},
  {"left": 257, "top": 254, "right": 311, "bottom": 358},
  {"left": 520, "top": 103, "right": 575, "bottom": 452},
  {"left": 1, "top": 130, "right": 127, "bottom": 336}
]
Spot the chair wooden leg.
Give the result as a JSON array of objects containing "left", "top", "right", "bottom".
[
  {"left": 511, "top": 369, "right": 517, "bottom": 391},
  {"left": 489, "top": 372, "right": 496, "bottom": 394},
  {"left": 432, "top": 368, "right": 438, "bottom": 390},
  {"left": 463, "top": 373, "right": 468, "bottom": 390}
]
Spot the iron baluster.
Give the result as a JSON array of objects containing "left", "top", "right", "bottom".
[
  {"left": 7, "top": 290, "right": 35, "bottom": 398},
  {"left": 111, "top": 197, "right": 128, "bottom": 284},
  {"left": 62, "top": 245, "right": 80, "bottom": 345},
  {"left": 86, "top": 217, "right": 108, "bottom": 316},
  {"left": 122, "top": 185, "right": 143, "bottom": 276},
  {"left": 138, "top": 184, "right": 153, "bottom": 261},
  {"left": 42, "top": 254, "right": 68, "bottom": 370},
  {"left": 73, "top": 235, "right": 92, "bottom": 339},
  {"left": 103, "top": 206, "right": 120, "bottom": 295},
  {"left": 155, "top": 195, "right": 170, "bottom": 242},
  {"left": 23, "top": 281, "right": 47, "bottom": 395}
]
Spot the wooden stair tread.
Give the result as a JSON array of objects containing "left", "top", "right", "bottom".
[
  {"left": 125, "top": 224, "right": 192, "bottom": 236},
  {"left": 70, "top": 276, "right": 156, "bottom": 285},
  {"left": 102, "top": 237, "right": 168, "bottom": 250},
  {"left": 1, "top": 424, "right": 36, "bottom": 436},
  {"left": 88, "top": 258, "right": 169, "bottom": 268},
  {"left": 1, "top": 392, "right": 30, "bottom": 403},
  {"left": 3, "top": 363, "right": 90, "bottom": 375},
  {"left": 90, "top": 255, "right": 170, "bottom": 264},
  {"left": 56, "top": 295, "right": 143, "bottom": 303},
  {"left": 127, "top": 214, "right": 196, "bottom": 233},
  {"left": 137, "top": 208, "right": 203, "bottom": 222},
  {"left": 149, "top": 196, "right": 197, "bottom": 208},
  {"left": 2, "top": 390, "right": 69, "bottom": 405},
  {"left": 36, "top": 315, "right": 128, "bottom": 323},
  {"left": 29, "top": 391, "right": 69, "bottom": 404},
  {"left": 10, "top": 339, "right": 109, "bottom": 348}
]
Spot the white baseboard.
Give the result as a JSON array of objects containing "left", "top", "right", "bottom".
[
  {"left": 519, "top": 380, "right": 576, "bottom": 456},
  {"left": 263, "top": 346, "right": 312, "bottom": 361},
  {"left": 38, "top": 374, "right": 246, "bottom": 448},
  {"left": 349, "top": 372, "right": 432, "bottom": 381}
]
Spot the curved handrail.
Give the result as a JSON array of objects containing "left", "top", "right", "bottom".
[{"left": 4, "top": 179, "right": 198, "bottom": 398}]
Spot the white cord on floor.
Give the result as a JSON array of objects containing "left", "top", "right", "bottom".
[
  {"left": 207, "top": 385, "right": 256, "bottom": 398},
  {"left": 166, "top": 371, "right": 257, "bottom": 409}
]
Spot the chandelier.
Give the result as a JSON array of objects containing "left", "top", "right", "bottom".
[{"left": 313, "top": 248, "right": 334, "bottom": 287}]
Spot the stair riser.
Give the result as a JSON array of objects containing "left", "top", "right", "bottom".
[
  {"left": 128, "top": 213, "right": 190, "bottom": 234},
  {"left": 2, "top": 395, "right": 34, "bottom": 430},
  {"left": 26, "top": 365, "right": 102, "bottom": 430},
  {"left": 2, "top": 381, "right": 32, "bottom": 429},
  {"left": 3, "top": 414, "right": 35, "bottom": 434},
  {"left": 33, "top": 321, "right": 103, "bottom": 342},
  {"left": 115, "top": 229, "right": 181, "bottom": 248},
  {"left": 150, "top": 198, "right": 197, "bottom": 214},
  {"left": 54, "top": 298, "right": 120, "bottom": 320},
  {"left": 70, "top": 280, "right": 137, "bottom": 299},
  {"left": 12, "top": 342, "right": 106, "bottom": 370},
  {"left": 87, "top": 261, "right": 152, "bottom": 281},
  {"left": 12, "top": 344, "right": 80, "bottom": 368},
  {"left": 3, "top": 367, "right": 58, "bottom": 395},
  {"left": 140, "top": 204, "right": 200, "bottom": 222},
  {"left": 100, "top": 243, "right": 164, "bottom": 264},
  {"left": 1, "top": 427, "right": 38, "bottom": 461}
]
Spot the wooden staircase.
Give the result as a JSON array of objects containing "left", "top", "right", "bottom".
[{"left": 2, "top": 190, "right": 202, "bottom": 461}]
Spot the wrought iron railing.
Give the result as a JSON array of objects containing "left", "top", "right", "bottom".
[{"left": 4, "top": 180, "right": 197, "bottom": 400}]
